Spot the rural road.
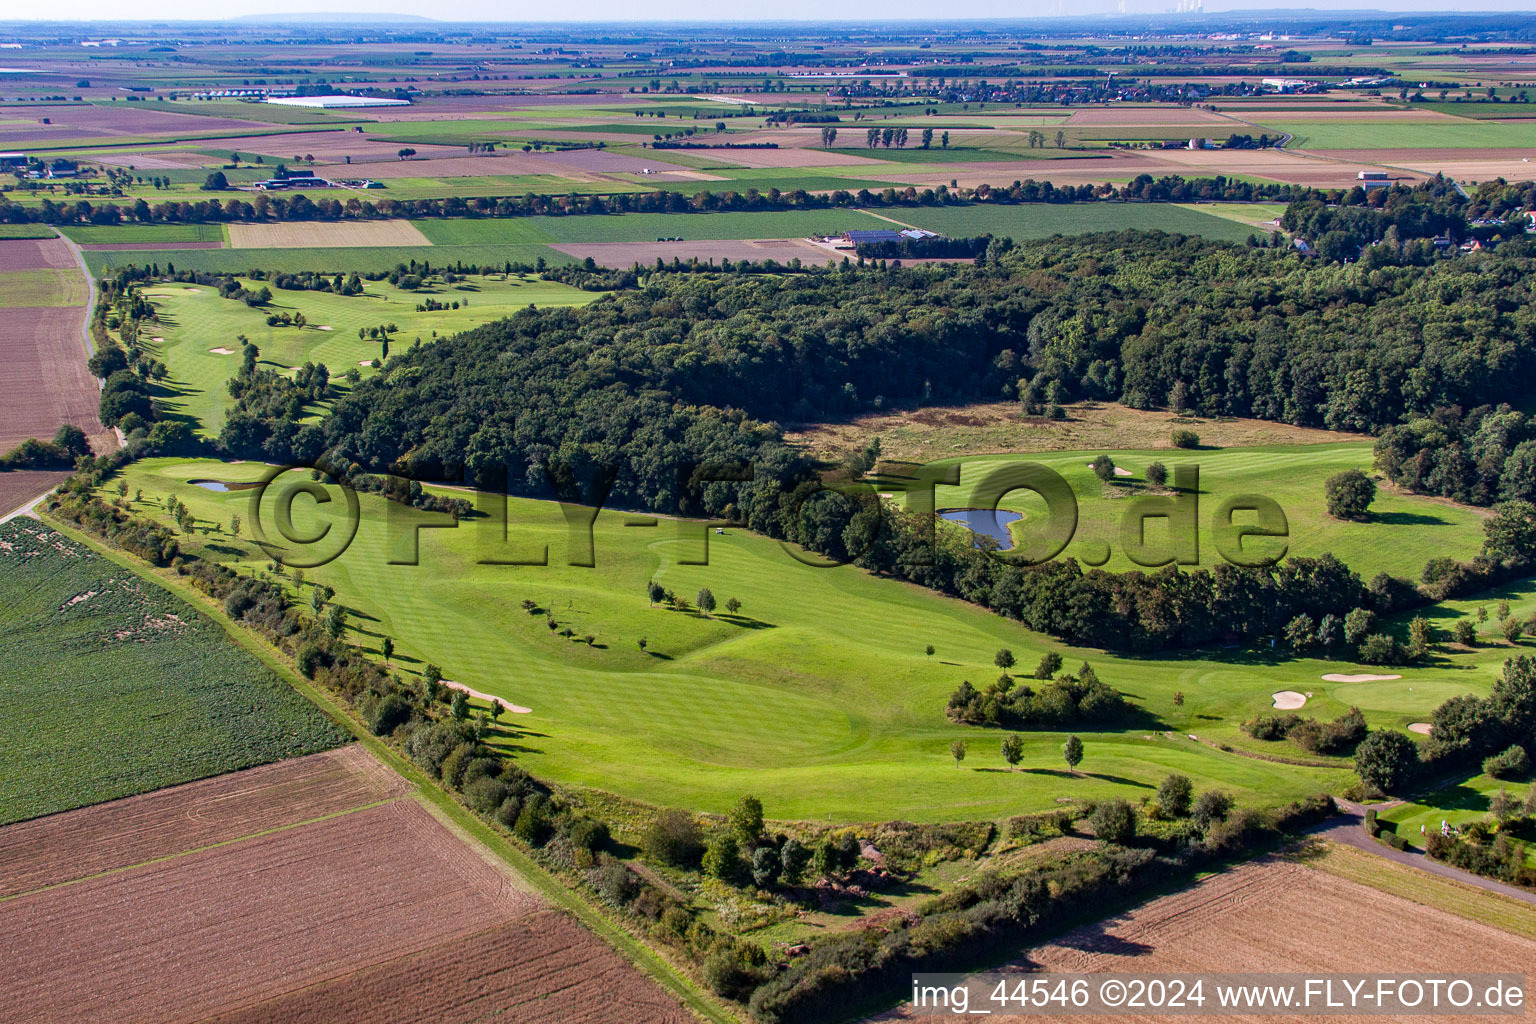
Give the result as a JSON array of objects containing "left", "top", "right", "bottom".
[
  {"left": 1314, "top": 800, "right": 1536, "bottom": 906},
  {"left": 53, "top": 230, "right": 103, "bottom": 371},
  {"left": 0, "top": 490, "right": 52, "bottom": 526}
]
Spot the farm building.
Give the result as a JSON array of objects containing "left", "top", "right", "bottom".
[
  {"left": 253, "top": 173, "right": 331, "bottom": 190},
  {"left": 267, "top": 95, "right": 410, "bottom": 109},
  {"left": 843, "top": 229, "right": 903, "bottom": 245}
]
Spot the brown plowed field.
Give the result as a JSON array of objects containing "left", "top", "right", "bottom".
[
  {"left": 0, "top": 469, "right": 67, "bottom": 518},
  {"left": 3, "top": 800, "right": 541, "bottom": 1023},
  {"left": 202, "top": 912, "right": 694, "bottom": 1024},
  {"left": 0, "top": 238, "right": 105, "bottom": 454},
  {"left": 0, "top": 744, "right": 404, "bottom": 898},
  {"left": 0, "top": 750, "right": 690, "bottom": 1024},
  {"left": 873, "top": 858, "right": 1536, "bottom": 1023}
]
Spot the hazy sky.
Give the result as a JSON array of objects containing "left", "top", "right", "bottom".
[{"left": 6, "top": 2, "right": 1533, "bottom": 23}]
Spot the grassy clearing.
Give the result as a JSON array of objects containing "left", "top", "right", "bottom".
[
  {"left": 1301, "top": 841, "right": 1536, "bottom": 939},
  {"left": 0, "top": 518, "right": 344, "bottom": 827},
  {"left": 141, "top": 274, "right": 600, "bottom": 435},
  {"left": 893, "top": 202, "right": 1260, "bottom": 243},
  {"left": 101, "top": 453, "right": 1531, "bottom": 825},
  {"left": 0, "top": 268, "right": 88, "bottom": 307}
]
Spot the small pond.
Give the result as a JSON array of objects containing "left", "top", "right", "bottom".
[{"left": 938, "top": 507, "right": 1022, "bottom": 550}]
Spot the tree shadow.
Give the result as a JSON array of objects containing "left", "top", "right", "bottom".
[
  {"left": 1371, "top": 510, "right": 1451, "bottom": 527},
  {"left": 720, "top": 613, "right": 775, "bottom": 630}
]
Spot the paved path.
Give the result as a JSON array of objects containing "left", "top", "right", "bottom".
[
  {"left": 0, "top": 488, "right": 54, "bottom": 525},
  {"left": 1312, "top": 799, "right": 1536, "bottom": 906}
]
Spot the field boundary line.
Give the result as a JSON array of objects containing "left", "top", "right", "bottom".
[
  {"left": 38, "top": 511, "right": 742, "bottom": 1024},
  {"left": 0, "top": 795, "right": 402, "bottom": 905}
]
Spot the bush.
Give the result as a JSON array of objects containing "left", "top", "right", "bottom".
[
  {"left": 1089, "top": 798, "right": 1137, "bottom": 845},
  {"left": 1192, "top": 790, "right": 1232, "bottom": 829},
  {"left": 1156, "top": 774, "right": 1193, "bottom": 818},
  {"left": 1242, "top": 712, "right": 1303, "bottom": 741},
  {"left": 1171, "top": 429, "right": 1200, "bottom": 449},
  {"left": 568, "top": 817, "right": 610, "bottom": 853},
  {"left": 1324, "top": 469, "right": 1376, "bottom": 521},
  {"left": 495, "top": 794, "right": 522, "bottom": 829},
  {"left": 1483, "top": 744, "right": 1531, "bottom": 779},
  {"left": 1357, "top": 633, "right": 1405, "bottom": 665},
  {"left": 513, "top": 794, "right": 553, "bottom": 846},
  {"left": 591, "top": 853, "right": 640, "bottom": 904},
  {"left": 642, "top": 808, "right": 704, "bottom": 868},
  {"left": 1354, "top": 730, "right": 1419, "bottom": 794},
  {"left": 369, "top": 694, "right": 412, "bottom": 736},
  {"left": 463, "top": 775, "right": 510, "bottom": 814}
]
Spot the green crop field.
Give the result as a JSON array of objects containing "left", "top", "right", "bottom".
[
  {"left": 414, "top": 209, "right": 896, "bottom": 244},
  {"left": 95, "top": 454, "right": 1524, "bottom": 825},
  {"left": 0, "top": 268, "right": 88, "bottom": 307},
  {"left": 0, "top": 518, "right": 343, "bottom": 826},
  {"left": 140, "top": 274, "right": 601, "bottom": 435},
  {"left": 1266, "top": 120, "right": 1536, "bottom": 150},
  {"left": 81, "top": 242, "right": 578, "bottom": 277},
  {"left": 894, "top": 202, "right": 1261, "bottom": 242},
  {"left": 59, "top": 222, "right": 226, "bottom": 244},
  {"left": 928, "top": 443, "right": 1487, "bottom": 580},
  {"left": 0, "top": 224, "right": 57, "bottom": 239}
]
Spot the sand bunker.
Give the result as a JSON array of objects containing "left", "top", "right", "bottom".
[
  {"left": 1321, "top": 673, "right": 1402, "bottom": 683},
  {"left": 317, "top": 325, "right": 333, "bottom": 331},
  {"left": 1085, "top": 463, "right": 1135, "bottom": 477},
  {"left": 1408, "top": 722, "right": 1433, "bottom": 735},
  {"left": 209, "top": 347, "right": 234, "bottom": 355},
  {"left": 151, "top": 336, "right": 165, "bottom": 342},
  {"left": 441, "top": 680, "right": 530, "bottom": 714},
  {"left": 1272, "top": 691, "right": 1307, "bottom": 710},
  {"left": 358, "top": 360, "right": 376, "bottom": 367}
]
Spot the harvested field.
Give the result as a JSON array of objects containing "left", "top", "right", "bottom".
[
  {"left": 874, "top": 858, "right": 1536, "bottom": 1022},
  {"left": 1, "top": 800, "right": 540, "bottom": 1024},
  {"left": 226, "top": 219, "right": 431, "bottom": 249},
  {"left": 0, "top": 745, "right": 404, "bottom": 899},
  {"left": 0, "top": 104, "right": 278, "bottom": 139},
  {"left": 688, "top": 147, "right": 890, "bottom": 168},
  {"left": 1141, "top": 148, "right": 1415, "bottom": 187},
  {"left": 0, "top": 780, "right": 689, "bottom": 1024},
  {"left": 552, "top": 237, "right": 838, "bottom": 267},
  {"left": 203, "top": 912, "right": 694, "bottom": 1024},
  {"left": 0, "top": 470, "right": 65, "bottom": 519},
  {"left": 1065, "top": 107, "right": 1234, "bottom": 125},
  {"left": 0, "top": 238, "right": 104, "bottom": 452}
]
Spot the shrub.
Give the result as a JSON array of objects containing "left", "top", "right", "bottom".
[
  {"left": 1192, "top": 790, "right": 1233, "bottom": 829},
  {"left": 1156, "top": 774, "right": 1193, "bottom": 818},
  {"left": 463, "top": 775, "right": 510, "bottom": 814},
  {"left": 642, "top": 808, "right": 704, "bottom": 868},
  {"left": 513, "top": 794, "right": 553, "bottom": 846},
  {"left": 369, "top": 694, "right": 412, "bottom": 736},
  {"left": 1171, "top": 428, "right": 1199, "bottom": 449},
  {"left": 1145, "top": 462, "right": 1167, "bottom": 487},
  {"left": 1089, "top": 798, "right": 1136, "bottom": 845},
  {"left": 1357, "top": 633, "right": 1405, "bottom": 665},
  {"left": 1483, "top": 744, "right": 1531, "bottom": 779},
  {"left": 1242, "top": 712, "right": 1303, "bottom": 741},
  {"left": 1324, "top": 469, "right": 1376, "bottom": 521},
  {"left": 1453, "top": 619, "right": 1478, "bottom": 646},
  {"left": 1354, "top": 730, "right": 1419, "bottom": 794},
  {"left": 495, "top": 794, "right": 522, "bottom": 829},
  {"left": 567, "top": 817, "right": 610, "bottom": 853},
  {"left": 591, "top": 853, "right": 640, "bottom": 904}
]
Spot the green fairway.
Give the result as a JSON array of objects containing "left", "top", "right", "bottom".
[
  {"left": 99, "top": 455, "right": 1527, "bottom": 825},
  {"left": 1380, "top": 773, "right": 1536, "bottom": 865},
  {"left": 0, "top": 517, "right": 343, "bottom": 826},
  {"left": 1265, "top": 120, "right": 1536, "bottom": 150},
  {"left": 140, "top": 274, "right": 601, "bottom": 436},
  {"left": 893, "top": 202, "right": 1262, "bottom": 243},
  {"left": 927, "top": 444, "right": 1487, "bottom": 580}
]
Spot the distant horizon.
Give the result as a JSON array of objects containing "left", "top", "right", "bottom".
[{"left": 5, "top": 5, "right": 1536, "bottom": 25}]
